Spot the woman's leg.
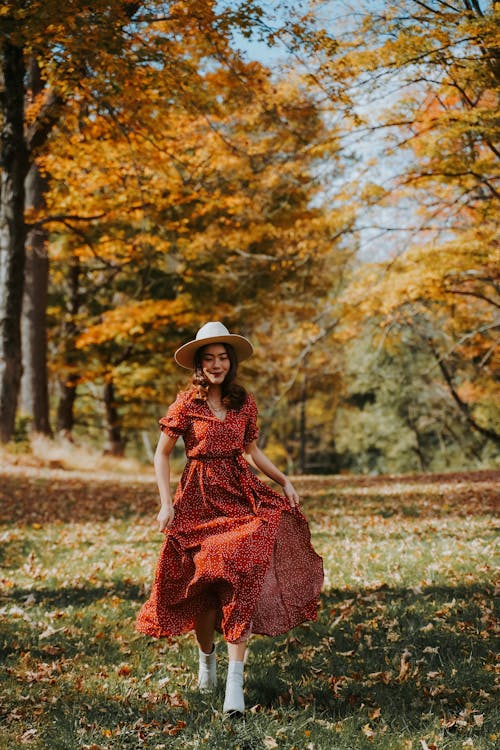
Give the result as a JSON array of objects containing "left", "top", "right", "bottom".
[
  {"left": 195, "top": 608, "right": 216, "bottom": 653},
  {"left": 227, "top": 641, "right": 247, "bottom": 662}
]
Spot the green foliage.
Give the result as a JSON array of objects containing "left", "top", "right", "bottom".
[{"left": 332, "top": 324, "right": 498, "bottom": 474}]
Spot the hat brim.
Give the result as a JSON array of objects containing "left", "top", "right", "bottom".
[{"left": 174, "top": 334, "right": 253, "bottom": 369}]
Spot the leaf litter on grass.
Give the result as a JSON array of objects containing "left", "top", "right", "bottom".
[{"left": 0, "top": 466, "right": 498, "bottom": 749}]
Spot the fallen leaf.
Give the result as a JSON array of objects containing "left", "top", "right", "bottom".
[
  {"left": 397, "top": 649, "right": 412, "bottom": 681},
  {"left": 263, "top": 738, "right": 278, "bottom": 749},
  {"left": 163, "top": 720, "right": 186, "bottom": 735},
  {"left": 420, "top": 741, "right": 437, "bottom": 750},
  {"left": 362, "top": 723, "right": 375, "bottom": 739}
]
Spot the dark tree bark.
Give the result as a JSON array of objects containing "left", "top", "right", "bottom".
[
  {"left": 20, "top": 58, "right": 52, "bottom": 435},
  {"left": 56, "top": 378, "right": 78, "bottom": 437},
  {"left": 56, "top": 259, "right": 80, "bottom": 435},
  {"left": 103, "top": 379, "right": 125, "bottom": 456},
  {"left": 21, "top": 162, "right": 52, "bottom": 435},
  {"left": 0, "top": 41, "right": 29, "bottom": 443}
]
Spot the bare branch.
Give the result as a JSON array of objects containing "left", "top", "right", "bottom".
[
  {"left": 411, "top": 0, "right": 461, "bottom": 16},
  {"left": 425, "top": 336, "right": 500, "bottom": 444},
  {"left": 444, "top": 288, "right": 500, "bottom": 309}
]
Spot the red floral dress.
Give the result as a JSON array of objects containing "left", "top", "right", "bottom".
[{"left": 135, "top": 390, "right": 324, "bottom": 644}]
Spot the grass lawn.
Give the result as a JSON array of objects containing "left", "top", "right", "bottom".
[{"left": 0, "top": 467, "right": 498, "bottom": 750}]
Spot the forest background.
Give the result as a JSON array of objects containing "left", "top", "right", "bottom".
[{"left": 0, "top": 0, "right": 498, "bottom": 476}]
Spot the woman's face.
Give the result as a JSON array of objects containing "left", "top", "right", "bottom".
[{"left": 200, "top": 344, "right": 231, "bottom": 386}]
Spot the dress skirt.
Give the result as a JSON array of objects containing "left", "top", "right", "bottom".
[{"left": 135, "top": 391, "right": 324, "bottom": 644}]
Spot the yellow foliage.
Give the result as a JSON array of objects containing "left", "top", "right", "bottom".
[{"left": 75, "top": 298, "right": 195, "bottom": 349}]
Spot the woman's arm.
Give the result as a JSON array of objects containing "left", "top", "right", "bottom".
[
  {"left": 154, "top": 431, "right": 179, "bottom": 531},
  {"left": 243, "top": 440, "right": 300, "bottom": 509}
]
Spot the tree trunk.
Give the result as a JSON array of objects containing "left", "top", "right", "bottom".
[
  {"left": 141, "top": 430, "right": 154, "bottom": 463},
  {"left": 0, "top": 41, "right": 29, "bottom": 443},
  {"left": 298, "top": 372, "right": 307, "bottom": 474},
  {"left": 21, "top": 163, "right": 52, "bottom": 435},
  {"left": 56, "top": 377, "right": 78, "bottom": 437},
  {"left": 103, "top": 379, "right": 125, "bottom": 456},
  {"left": 408, "top": 419, "right": 427, "bottom": 471},
  {"left": 20, "top": 57, "right": 52, "bottom": 435},
  {"left": 56, "top": 258, "right": 80, "bottom": 435}
]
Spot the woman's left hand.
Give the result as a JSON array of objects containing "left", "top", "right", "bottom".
[{"left": 283, "top": 478, "right": 300, "bottom": 509}]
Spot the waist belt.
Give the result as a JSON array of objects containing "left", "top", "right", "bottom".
[{"left": 187, "top": 451, "right": 242, "bottom": 462}]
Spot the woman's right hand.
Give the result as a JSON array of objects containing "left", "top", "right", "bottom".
[{"left": 157, "top": 503, "right": 175, "bottom": 532}]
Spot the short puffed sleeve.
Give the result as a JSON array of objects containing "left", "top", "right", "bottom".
[
  {"left": 243, "top": 394, "right": 259, "bottom": 445},
  {"left": 159, "top": 392, "right": 189, "bottom": 438}
]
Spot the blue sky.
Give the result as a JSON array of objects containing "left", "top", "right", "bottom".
[{"left": 220, "top": 1, "right": 417, "bottom": 262}]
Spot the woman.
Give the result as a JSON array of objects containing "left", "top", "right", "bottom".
[{"left": 136, "top": 322, "right": 324, "bottom": 715}]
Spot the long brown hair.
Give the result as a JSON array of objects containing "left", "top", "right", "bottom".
[{"left": 191, "top": 343, "right": 247, "bottom": 409}]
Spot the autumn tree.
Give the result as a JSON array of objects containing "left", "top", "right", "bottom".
[
  {"left": 0, "top": 0, "right": 286, "bottom": 444},
  {"left": 295, "top": 0, "right": 500, "bottom": 458},
  {"left": 41, "top": 39, "right": 353, "bottom": 453},
  {"left": 0, "top": 0, "right": 147, "bottom": 442}
]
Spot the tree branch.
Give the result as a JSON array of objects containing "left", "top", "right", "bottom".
[
  {"left": 426, "top": 337, "right": 500, "bottom": 444},
  {"left": 411, "top": 0, "right": 461, "bottom": 16},
  {"left": 27, "top": 212, "right": 108, "bottom": 229},
  {"left": 25, "top": 89, "right": 64, "bottom": 154},
  {"left": 444, "top": 288, "right": 500, "bottom": 309}
]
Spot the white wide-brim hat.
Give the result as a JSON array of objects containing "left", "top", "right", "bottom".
[{"left": 174, "top": 321, "right": 253, "bottom": 369}]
